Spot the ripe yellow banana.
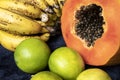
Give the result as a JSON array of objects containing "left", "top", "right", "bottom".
[
  {"left": 36, "top": 20, "right": 55, "bottom": 33},
  {"left": 19, "top": 0, "right": 58, "bottom": 21},
  {"left": 45, "top": 0, "right": 61, "bottom": 17},
  {"left": 23, "top": 0, "right": 54, "bottom": 13},
  {"left": 0, "top": 30, "right": 50, "bottom": 51},
  {"left": 0, "top": 0, "right": 47, "bottom": 19},
  {"left": 36, "top": 20, "right": 55, "bottom": 27},
  {"left": 36, "top": 20, "right": 57, "bottom": 34},
  {"left": 0, "top": 7, "right": 43, "bottom": 35}
]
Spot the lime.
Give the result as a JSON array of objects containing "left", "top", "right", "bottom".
[
  {"left": 14, "top": 38, "right": 51, "bottom": 74},
  {"left": 48, "top": 47, "right": 85, "bottom": 80},
  {"left": 30, "top": 71, "right": 63, "bottom": 80},
  {"left": 77, "top": 68, "right": 112, "bottom": 80}
]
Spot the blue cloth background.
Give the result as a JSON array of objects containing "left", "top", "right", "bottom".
[{"left": 0, "top": 34, "right": 120, "bottom": 80}]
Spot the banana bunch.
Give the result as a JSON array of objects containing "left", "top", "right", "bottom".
[{"left": 0, "top": 0, "right": 66, "bottom": 51}]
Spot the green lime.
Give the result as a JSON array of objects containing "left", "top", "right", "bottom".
[
  {"left": 14, "top": 38, "right": 51, "bottom": 74},
  {"left": 48, "top": 47, "right": 85, "bottom": 80},
  {"left": 31, "top": 71, "right": 63, "bottom": 80},
  {"left": 77, "top": 68, "right": 112, "bottom": 80}
]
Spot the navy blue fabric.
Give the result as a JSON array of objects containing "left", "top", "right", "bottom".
[{"left": 0, "top": 34, "right": 120, "bottom": 80}]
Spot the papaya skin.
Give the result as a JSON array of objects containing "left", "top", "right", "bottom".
[{"left": 61, "top": 0, "right": 120, "bottom": 66}]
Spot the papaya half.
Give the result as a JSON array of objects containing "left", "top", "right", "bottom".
[{"left": 61, "top": 0, "right": 120, "bottom": 66}]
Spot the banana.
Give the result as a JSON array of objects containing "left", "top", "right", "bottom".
[
  {"left": 39, "top": 33, "right": 50, "bottom": 41},
  {"left": 0, "top": 0, "right": 47, "bottom": 19},
  {"left": 57, "top": 0, "right": 66, "bottom": 9},
  {"left": 36, "top": 20, "right": 61, "bottom": 35},
  {"left": 19, "top": 0, "right": 58, "bottom": 21},
  {"left": 19, "top": 0, "right": 54, "bottom": 13},
  {"left": 36, "top": 20, "right": 55, "bottom": 27},
  {"left": 0, "top": 30, "right": 50, "bottom": 51},
  {"left": 0, "top": 7, "right": 43, "bottom": 35},
  {"left": 45, "top": 0, "right": 61, "bottom": 17}
]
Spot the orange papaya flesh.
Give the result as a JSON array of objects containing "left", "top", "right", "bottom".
[{"left": 61, "top": 0, "right": 120, "bottom": 66}]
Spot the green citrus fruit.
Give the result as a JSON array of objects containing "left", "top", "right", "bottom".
[
  {"left": 30, "top": 71, "right": 63, "bottom": 80},
  {"left": 77, "top": 68, "right": 112, "bottom": 80},
  {"left": 48, "top": 47, "right": 85, "bottom": 80},
  {"left": 14, "top": 38, "right": 51, "bottom": 74}
]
